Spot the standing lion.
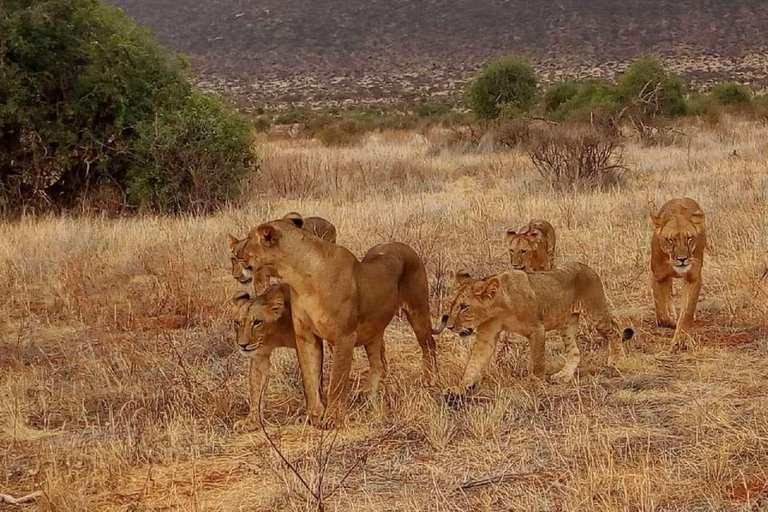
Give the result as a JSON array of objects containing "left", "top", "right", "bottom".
[{"left": 651, "top": 197, "right": 706, "bottom": 350}]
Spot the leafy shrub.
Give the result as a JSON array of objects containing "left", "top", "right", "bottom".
[
  {"left": 544, "top": 82, "right": 580, "bottom": 113},
  {"left": 711, "top": 82, "right": 753, "bottom": 107},
  {"left": 687, "top": 93, "right": 722, "bottom": 118},
  {"left": 0, "top": 0, "right": 256, "bottom": 215},
  {"left": 615, "top": 57, "right": 687, "bottom": 119},
  {"left": 465, "top": 56, "right": 538, "bottom": 119},
  {"left": 416, "top": 100, "right": 451, "bottom": 118},
  {"left": 526, "top": 125, "right": 627, "bottom": 190},
  {"left": 552, "top": 80, "right": 620, "bottom": 122},
  {"left": 129, "top": 94, "right": 255, "bottom": 212}
]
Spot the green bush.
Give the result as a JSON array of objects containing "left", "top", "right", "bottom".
[
  {"left": 711, "top": 82, "right": 752, "bottom": 107},
  {"left": 128, "top": 93, "right": 255, "bottom": 212},
  {"left": 415, "top": 100, "right": 452, "bottom": 118},
  {"left": 552, "top": 80, "right": 620, "bottom": 121},
  {"left": 0, "top": 0, "right": 256, "bottom": 215},
  {"left": 615, "top": 58, "right": 687, "bottom": 118},
  {"left": 465, "top": 56, "right": 538, "bottom": 119},
  {"left": 544, "top": 82, "right": 580, "bottom": 113},
  {"left": 686, "top": 93, "right": 721, "bottom": 118}
]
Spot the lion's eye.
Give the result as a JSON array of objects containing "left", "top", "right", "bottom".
[
  {"left": 520, "top": 250, "right": 527, "bottom": 255},
  {"left": 252, "top": 319, "right": 263, "bottom": 328},
  {"left": 459, "top": 304, "right": 469, "bottom": 312},
  {"left": 686, "top": 236, "right": 693, "bottom": 243},
  {"left": 233, "top": 320, "right": 241, "bottom": 328}
]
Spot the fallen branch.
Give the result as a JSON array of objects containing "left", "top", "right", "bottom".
[
  {"left": 0, "top": 491, "right": 44, "bottom": 505},
  {"left": 455, "top": 471, "right": 561, "bottom": 493}
]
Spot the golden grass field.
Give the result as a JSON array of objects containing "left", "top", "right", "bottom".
[{"left": 2, "top": 116, "right": 768, "bottom": 511}]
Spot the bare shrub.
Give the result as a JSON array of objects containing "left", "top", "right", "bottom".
[{"left": 526, "top": 125, "right": 628, "bottom": 190}]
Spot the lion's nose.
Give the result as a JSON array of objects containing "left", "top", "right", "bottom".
[{"left": 676, "top": 257, "right": 688, "bottom": 265}]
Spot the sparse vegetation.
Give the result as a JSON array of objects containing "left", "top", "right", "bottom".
[
  {"left": 3, "top": 117, "right": 768, "bottom": 510},
  {"left": 464, "top": 56, "right": 538, "bottom": 120},
  {"left": 526, "top": 125, "right": 627, "bottom": 190}
]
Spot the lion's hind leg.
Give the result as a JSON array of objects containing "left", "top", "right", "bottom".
[
  {"left": 551, "top": 313, "right": 580, "bottom": 384},
  {"left": 363, "top": 332, "right": 386, "bottom": 400}
]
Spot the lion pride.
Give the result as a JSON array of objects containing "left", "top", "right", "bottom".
[
  {"left": 651, "top": 197, "right": 706, "bottom": 350},
  {"left": 244, "top": 215, "right": 439, "bottom": 428}
]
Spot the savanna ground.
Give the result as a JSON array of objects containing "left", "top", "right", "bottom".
[{"left": 2, "top": 116, "right": 768, "bottom": 511}]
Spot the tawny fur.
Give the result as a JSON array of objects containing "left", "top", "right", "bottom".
[
  {"left": 650, "top": 197, "right": 706, "bottom": 350},
  {"left": 243, "top": 216, "right": 439, "bottom": 428},
  {"left": 230, "top": 283, "right": 388, "bottom": 432},
  {"left": 437, "top": 261, "right": 631, "bottom": 399},
  {"left": 227, "top": 214, "right": 336, "bottom": 293},
  {"left": 506, "top": 219, "right": 556, "bottom": 271}
]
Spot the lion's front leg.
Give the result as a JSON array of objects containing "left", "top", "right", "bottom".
[
  {"left": 234, "top": 347, "right": 272, "bottom": 432},
  {"left": 527, "top": 325, "right": 547, "bottom": 380},
  {"left": 324, "top": 335, "right": 356, "bottom": 428},
  {"left": 444, "top": 323, "right": 501, "bottom": 402},
  {"left": 672, "top": 274, "right": 702, "bottom": 351},
  {"left": 294, "top": 329, "right": 326, "bottom": 427},
  {"left": 651, "top": 276, "right": 676, "bottom": 329}
]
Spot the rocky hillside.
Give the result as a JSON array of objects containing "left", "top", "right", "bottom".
[{"left": 110, "top": 0, "right": 768, "bottom": 106}]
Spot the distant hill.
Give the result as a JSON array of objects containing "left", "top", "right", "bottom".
[{"left": 110, "top": 0, "right": 768, "bottom": 107}]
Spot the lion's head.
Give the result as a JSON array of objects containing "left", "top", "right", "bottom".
[
  {"left": 437, "top": 271, "right": 503, "bottom": 337},
  {"left": 505, "top": 230, "right": 543, "bottom": 271},
  {"left": 652, "top": 209, "right": 705, "bottom": 274},
  {"left": 231, "top": 285, "right": 292, "bottom": 357}
]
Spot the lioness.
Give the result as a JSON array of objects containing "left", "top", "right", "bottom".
[
  {"left": 230, "top": 283, "right": 388, "bottom": 432},
  {"left": 651, "top": 198, "right": 706, "bottom": 350},
  {"left": 435, "top": 262, "right": 633, "bottom": 400},
  {"left": 245, "top": 215, "right": 439, "bottom": 428},
  {"left": 506, "top": 219, "right": 556, "bottom": 271},
  {"left": 227, "top": 213, "right": 336, "bottom": 293}
]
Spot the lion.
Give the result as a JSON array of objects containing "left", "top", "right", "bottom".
[
  {"left": 651, "top": 197, "right": 706, "bottom": 350},
  {"left": 505, "top": 219, "right": 556, "bottom": 271},
  {"left": 244, "top": 215, "right": 439, "bottom": 428},
  {"left": 227, "top": 213, "right": 336, "bottom": 293},
  {"left": 230, "top": 283, "right": 388, "bottom": 432},
  {"left": 433, "top": 262, "right": 633, "bottom": 401}
]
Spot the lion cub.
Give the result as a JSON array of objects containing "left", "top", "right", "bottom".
[
  {"left": 435, "top": 262, "right": 633, "bottom": 401},
  {"left": 227, "top": 213, "right": 337, "bottom": 293},
  {"left": 505, "top": 219, "right": 556, "bottom": 271},
  {"left": 651, "top": 198, "right": 706, "bottom": 350}
]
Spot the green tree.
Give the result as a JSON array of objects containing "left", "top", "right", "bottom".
[
  {"left": 0, "top": 0, "right": 256, "bottom": 215},
  {"left": 615, "top": 57, "right": 687, "bottom": 118},
  {"left": 465, "top": 56, "right": 538, "bottom": 120}
]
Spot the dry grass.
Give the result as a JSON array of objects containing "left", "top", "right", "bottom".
[{"left": 2, "top": 116, "right": 768, "bottom": 511}]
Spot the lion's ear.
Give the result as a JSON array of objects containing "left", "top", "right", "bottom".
[
  {"left": 227, "top": 234, "right": 240, "bottom": 251},
  {"left": 691, "top": 210, "right": 705, "bottom": 226},
  {"left": 473, "top": 277, "right": 500, "bottom": 301},
  {"left": 257, "top": 225, "right": 280, "bottom": 247},
  {"left": 651, "top": 214, "right": 665, "bottom": 229},
  {"left": 283, "top": 212, "right": 304, "bottom": 228},
  {"left": 455, "top": 269, "right": 472, "bottom": 284},
  {"left": 231, "top": 291, "right": 251, "bottom": 306}
]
